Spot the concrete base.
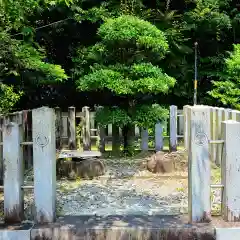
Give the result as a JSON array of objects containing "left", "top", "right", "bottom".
[
  {"left": 216, "top": 228, "right": 240, "bottom": 240},
  {"left": 0, "top": 223, "right": 33, "bottom": 240},
  {"left": 1, "top": 215, "right": 240, "bottom": 239}
]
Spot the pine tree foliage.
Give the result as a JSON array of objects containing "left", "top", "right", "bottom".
[{"left": 75, "top": 15, "right": 175, "bottom": 128}]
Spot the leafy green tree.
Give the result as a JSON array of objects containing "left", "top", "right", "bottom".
[
  {"left": 0, "top": 0, "right": 69, "bottom": 112},
  {"left": 0, "top": 85, "right": 23, "bottom": 113},
  {"left": 209, "top": 44, "right": 240, "bottom": 109},
  {"left": 74, "top": 15, "right": 175, "bottom": 152}
]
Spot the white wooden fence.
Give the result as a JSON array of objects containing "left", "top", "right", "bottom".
[
  {"left": 1, "top": 105, "right": 240, "bottom": 225},
  {"left": 57, "top": 105, "right": 184, "bottom": 152},
  {"left": 184, "top": 106, "right": 240, "bottom": 166}
]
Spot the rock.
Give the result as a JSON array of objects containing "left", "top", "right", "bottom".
[
  {"left": 57, "top": 158, "right": 106, "bottom": 180},
  {"left": 146, "top": 151, "right": 174, "bottom": 173}
]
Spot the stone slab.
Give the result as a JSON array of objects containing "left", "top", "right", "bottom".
[
  {"left": 57, "top": 150, "right": 102, "bottom": 159},
  {"left": 3, "top": 216, "right": 240, "bottom": 239},
  {"left": 0, "top": 223, "right": 32, "bottom": 240},
  {"left": 216, "top": 228, "right": 240, "bottom": 240},
  {"left": 30, "top": 215, "right": 215, "bottom": 240},
  {"left": 0, "top": 231, "right": 30, "bottom": 240}
]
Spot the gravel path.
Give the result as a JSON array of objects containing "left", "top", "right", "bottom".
[
  {"left": 56, "top": 177, "right": 188, "bottom": 216},
  {"left": 0, "top": 155, "right": 222, "bottom": 220},
  {"left": 55, "top": 156, "right": 190, "bottom": 216}
]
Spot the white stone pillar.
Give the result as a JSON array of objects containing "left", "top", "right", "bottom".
[
  {"left": 32, "top": 107, "right": 56, "bottom": 223},
  {"left": 222, "top": 120, "right": 240, "bottom": 221}
]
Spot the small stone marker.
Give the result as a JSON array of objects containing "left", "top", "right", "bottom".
[
  {"left": 32, "top": 107, "right": 56, "bottom": 223},
  {"left": 68, "top": 106, "right": 76, "bottom": 150}
]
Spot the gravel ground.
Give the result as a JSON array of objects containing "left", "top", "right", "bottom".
[
  {"left": 56, "top": 177, "right": 188, "bottom": 216},
  {"left": 0, "top": 155, "right": 222, "bottom": 220}
]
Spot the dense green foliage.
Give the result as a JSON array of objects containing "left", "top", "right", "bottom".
[
  {"left": 209, "top": 44, "right": 240, "bottom": 109},
  {"left": 1, "top": 0, "right": 240, "bottom": 114},
  {"left": 75, "top": 16, "right": 174, "bottom": 142}
]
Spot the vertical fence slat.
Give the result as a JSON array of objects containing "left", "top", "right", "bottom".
[
  {"left": 90, "top": 112, "right": 95, "bottom": 131},
  {"left": 230, "top": 110, "right": 238, "bottom": 121},
  {"left": 3, "top": 122, "right": 24, "bottom": 223},
  {"left": 183, "top": 105, "right": 190, "bottom": 150},
  {"left": 222, "top": 120, "right": 240, "bottom": 221},
  {"left": 0, "top": 117, "right": 3, "bottom": 185},
  {"left": 188, "top": 106, "right": 211, "bottom": 223},
  {"left": 55, "top": 107, "right": 63, "bottom": 150},
  {"left": 22, "top": 110, "right": 30, "bottom": 169},
  {"left": 99, "top": 127, "right": 106, "bottom": 153},
  {"left": 82, "top": 106, "right": 91, "bottom": 151},
  {"left": 236, "top": 111, "right": 240, "bottom": 122},
  {"left": 155, "top": 123, "right": 163, "bottom": 151},
  {"left": 210, "top": 107, "right": 217, "bottom": 163},
  {"left": 135, "top": 126, "right": 140, "bottom": 137},
  {"left": 32, "top": 107, "right": 56, "bottom": 223},
  {"left": 223, "top": 109, "right": 231, "bottom": 121},
  {"left": 68, "top": 106, "right": 76, "bottom": 150},
  {"left": 216, "top": 108, "right": 224, "bottom": 166},
  {"left": 170, "top": 105, "right": 177, "bottom": 151},
  {"left": 27, "top": 111, "right": 33, "bottom": 169},
  {"left": 96, "top": 107, "right": 105, "bottom": 153},
  {"left": 112, "top": 124, "right": 120, "bottom": 154},
  {"left": 178, "top": 110, "right": 184, "bottom": 135},
  {"left": 108, "top": 124, "right": 112, "bottom": 137},
  {"left": 141, "top": 129, "right": 148, "bottom": 151}
]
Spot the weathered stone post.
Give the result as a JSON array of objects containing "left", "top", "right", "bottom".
[
  {"left": 210, "top": 107, "right": 217, "bottom": 163},
  {"left": 68, "top": 106, "right": 76, "bottom": 150},
  {"left": 0, "top": 117, "right": 3, "bottom": 185},
  {"left": 99, "top": 127, "right": 106, "bottom": 153},
  {"left": 222, "top": 120, "right": 240, "bottom": 221},
  {"left": 112, "top": 124, "right": 120, "bottom": 154},
  {"left": 188, "top": 105, "right": 211, "bottom": 223},
  {"left": 216, "top": 108, "right": 224, "bottom": 166},
  {"left": 32, "top": 107, "right": 56, "bottom": 223},
  {"left": 82, "top": 106, "right": 91, "bottom": 151},
  {"left": 96, "top": 106, "right": 105, "bottom": 153},
  {"left": 178, "top": 110, "right": 184, "bottom": 135},
  {"left": 55, "top": 107, "right": 63, "bottom": 149},
  {"left": 3, "top": 122, "right": 24, "bottom": 223},
  {"left": 183, "top": 105, "right": 190, "bottom": 150},
  {"left": 155, "top": 123, "right": 163, "bottom": 151},
  {"left": 141, "top": 128, "right": 148, "bottom": 151},
  {"left": 169, "top": 105, "right": 177, "bottom": 151}
]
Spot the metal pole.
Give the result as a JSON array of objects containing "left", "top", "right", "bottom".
[{"left": 193, "top": 42, "right": 198, "bottom": 105}]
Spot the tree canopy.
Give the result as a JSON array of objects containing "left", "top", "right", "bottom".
[
  {"left": 75, "top": 15, "right": 175, "bottom": 131},
  {"left": 1, "top": 0, "right": 240, "bottom": 112}
]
